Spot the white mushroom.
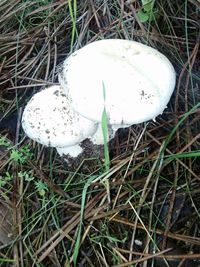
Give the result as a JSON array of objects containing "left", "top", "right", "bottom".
[
  {"left": 21, "top": 85, "right": 98, "bottom": 157},
  {"left": 59, "top": 39, "right": 176, "bottom": 144}
]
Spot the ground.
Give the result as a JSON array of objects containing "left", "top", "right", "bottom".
[{"left": 0, "top": 1, "right": 200, "bottom": 266}]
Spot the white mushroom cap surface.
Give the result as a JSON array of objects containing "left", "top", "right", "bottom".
[
  {"left": 22, "top": 85, "right": 97, "bottom": 148},
  {"left": 59, "top": 39, "right": 176, "bottom": 125}
]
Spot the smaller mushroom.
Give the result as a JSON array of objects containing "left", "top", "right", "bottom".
[{"left": 21, "top": 85, "right": 98, "bottom": 157}]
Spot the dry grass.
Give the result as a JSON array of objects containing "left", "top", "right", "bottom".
[{"left": 0, "top": 0, "right": 200, "bottom": 266}]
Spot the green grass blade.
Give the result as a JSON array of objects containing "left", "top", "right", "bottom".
[
  {"left": 101, "top": 81, "right": 110, "bottom": 172},
  {"left": 165, "top": 150, "right": 200, "bottom": 161},
  {"left": 162, "top": 102, "right": 200, "bottom": 153},
  {"left": 73, "top": 175, "right": 95, "bottom": 265},
  {"left": 68, "top": 0, "right": 77, "bottom": 52}
]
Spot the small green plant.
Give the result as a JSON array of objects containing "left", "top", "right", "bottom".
[
  {"left": 137, "top": 0, "right": 155, "bottom": 23},
  {"left": 34, "top": 180, "right": 49, "bottom": 196},
  {"left": 0, "top": 135, "right": 33, "bottom": 164},
  {"left": 10, "top": 149, "right": 25, "bottom": 163},
  {"left": 0, "top": 137, "right": 45, "bottom": 195},
  {"left": 0, "top": 136, "right": 11, "bottom": 147},
  {"left": 0, "top": 172, "right": 13, "bottom": 187},
  {"left": 18, "top": 171, "right": 35, "bottom": 182},
  {"left": 1, "top": 169, "right": 48, "bottom": 197},
  {"left": 10, "top": 145, "right": 33, "bottom": 164}
]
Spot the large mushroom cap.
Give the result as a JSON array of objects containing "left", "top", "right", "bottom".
[
  {"left": 59, "top": 39, "right": 176, "bottom": 125},
  {"left": 21, "top": 85, "right": 97, "bottom": 148}
]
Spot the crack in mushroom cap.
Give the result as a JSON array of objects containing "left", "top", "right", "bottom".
[
  {"left": 59, "top": 39, "right": 176, "bottom": 125},
  {"left": 21, "top": 85, "right": 98, "bottom": 147}
]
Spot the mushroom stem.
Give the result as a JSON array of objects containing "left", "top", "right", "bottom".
[
  {"left": 89, "top": 122, "right": 133, "bottom": 145},
  {"left": 56, "top": 145, "right": 83, "bottom": 158},
  {"left": 89, "top": 123, "right": 117, "bottom": 145}
]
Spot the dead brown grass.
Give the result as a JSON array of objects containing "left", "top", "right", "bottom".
[{"left": 0, "top": 0, "right": 200, "bottom": 266}]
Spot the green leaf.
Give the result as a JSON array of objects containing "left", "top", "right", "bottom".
[
  {"left": 34, "top": 180, "right": 48, "bottom": 196},
  {"left": 10, "top": 149, "right": 23, "bottom": 163},
  {"left": 142, "top": 0, "right": 153, "bottom": 12},
  {"left": 0, "top": 178, "right": 7, "bottom": 187},
  {"left": 137, "top": 10, "right": 149, "bottom": 23},
  {"left": 0, "top": 136, "right": 10, "bottom": 147}
]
